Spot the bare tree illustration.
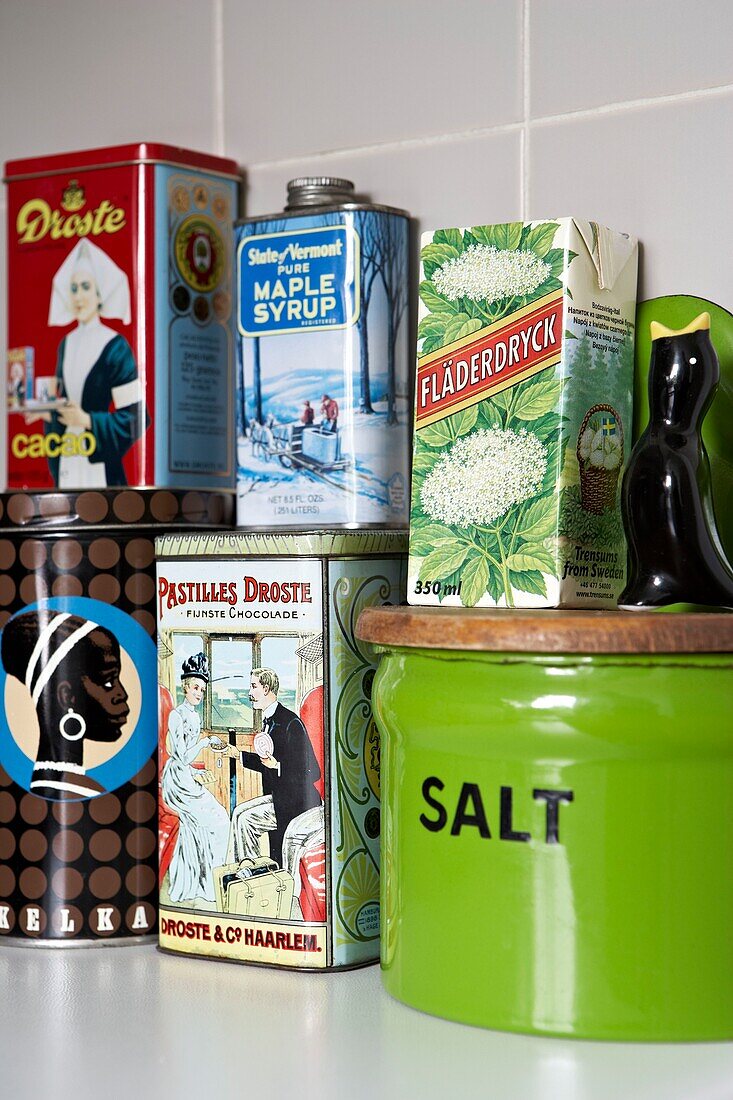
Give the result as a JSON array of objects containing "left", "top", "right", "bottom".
[
  {"left": 374, "top": 215, "right": 408, "bottom": 425},
  {"left": 352, "top": 209, "right": 382, "bottom": 414}
]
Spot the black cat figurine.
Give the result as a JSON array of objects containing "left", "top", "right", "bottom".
[{"left": 619, "top": 312, "right": 733, "bottom": 610}]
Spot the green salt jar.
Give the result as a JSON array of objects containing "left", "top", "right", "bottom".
[{"left": 356, "top": 607, "right": 733, "bottom": 1041}]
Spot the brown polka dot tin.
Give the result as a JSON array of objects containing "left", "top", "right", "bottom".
[{"left": 0, "top": 488, "right": 233, "bottom": 945}]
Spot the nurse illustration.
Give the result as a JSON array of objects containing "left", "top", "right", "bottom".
[
  {"left": 161, "top": 653, "right": 230, "bottom": 904},
  {"left": 46, "top": 238, "right": 147, "bottom": 488}
]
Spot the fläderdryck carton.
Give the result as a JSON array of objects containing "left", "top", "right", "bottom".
[{"left": 408, "top": 219, "right": 638, "bottom": 608}]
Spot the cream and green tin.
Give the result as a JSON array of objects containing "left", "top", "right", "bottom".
[
  {"left": 357, "top": 606, "right": 733, "bottom": 1040},
  {"left": 156, "top": 529, "right": 406, "bottom": 969}
]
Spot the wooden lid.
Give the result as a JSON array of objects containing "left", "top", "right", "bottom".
[{"left": 356, "top": 606, "right": 733, "bottom": 654}]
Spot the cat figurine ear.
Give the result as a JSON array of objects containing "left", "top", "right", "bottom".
[
  {"left": 619, "top": 312, "right": 733, "bottom": 609},
  {"left": 648, "top": 312, "right": 712, "bottom": 341}
]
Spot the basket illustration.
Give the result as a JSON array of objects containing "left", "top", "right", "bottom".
[{"left": 576, "top": 403, "right": 624, "bottom": 515}]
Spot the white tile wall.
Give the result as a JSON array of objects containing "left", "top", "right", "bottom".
[
  {"left": 2, "top": 0, "right": 733, "bottom": 488},
  {"left": 245, "top": 131, "right": 522, "bottom": 232},
  {"left": 222, "top": 0, "right": 524, "bottom": 163},
  {"left": 0, "top": 0, "right": 217, "bottom": 159},
  {"left": 530, "top": 0, "right": 733, "bottom": 118},
  {"left": 529, "top": 90, "right": 733, "bottom": 304}
]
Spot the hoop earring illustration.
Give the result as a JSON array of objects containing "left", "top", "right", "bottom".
[{"left": 60, "top": 708, "right": 86, "bottom": 741}]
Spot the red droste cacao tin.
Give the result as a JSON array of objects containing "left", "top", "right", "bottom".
[
  {"left": 5, "top": 144, "right": 241, "bottom": 492},
  {"left": 0, "top": 488, "right": 233, "bottom": 945}
]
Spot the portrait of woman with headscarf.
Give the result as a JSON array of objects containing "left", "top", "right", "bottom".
[
  {"left": 1, "top": 609, "right": 130, "bottom": 800},
  {"left": 46, "top": 238, "right": 148, "bottom": 488}
]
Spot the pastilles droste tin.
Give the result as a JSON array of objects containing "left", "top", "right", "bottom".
[
  {"left": 5, "top": 144, "right": 240, "bottom": 491},
  {"left": 157, "top": 529, "right": 406, "bottom": 969},
  {"left": 0, "top": 488, "right": 233, "bottom": 944},
  {"left": 236, "top": 178, "right": 411, "bottom": 528}
]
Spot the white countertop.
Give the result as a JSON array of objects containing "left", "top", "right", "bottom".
[{"left": 1, "top": 944, "right": 731, "bottom": 1099}]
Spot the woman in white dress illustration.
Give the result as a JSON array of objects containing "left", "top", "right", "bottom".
[
  {"left": 45, "top": 238, "right": 147, "bottom": 488},
  {"left": 161, "top": 653, "right": 230, "bottom": 903}
]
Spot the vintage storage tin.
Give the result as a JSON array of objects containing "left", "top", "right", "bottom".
[
  {"left": 0, "top": 488, "right": 234, "bottom": 945},
  {"left": 357, "top": 606, "right": 733, "bottom": 1041},
  {"left": 5, "top": 143, "right": 240, "bottom": 491},
  {"left": 235, "top": 178, "right": 411, "bottom": 528},
  {"left": 156, "top": 529, "right": 406, "bottom": 969}
]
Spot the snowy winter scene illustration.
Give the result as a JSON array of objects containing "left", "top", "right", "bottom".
[{"left": 236, "top": 210, "right": 410, "bottom": 526}]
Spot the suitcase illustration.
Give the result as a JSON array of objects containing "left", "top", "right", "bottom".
[{"left": 213, "top": 858, "right": 295, "bottom": 920}]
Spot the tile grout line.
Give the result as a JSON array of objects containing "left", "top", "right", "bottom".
[
  {"left": 245, "top": 79, "right": 733, "bottom": 173},
  {"left": 247, "top": 123, "right": 525, "bottom": 171},
  {"left": 212, "top": 0, "right": 225, "bottom": 156},
  {"left": 530, "top": 79, "right": 733, "bottom": 128},
  {"left": 521, "top": 0, "right": 531, "bottom": 220}
]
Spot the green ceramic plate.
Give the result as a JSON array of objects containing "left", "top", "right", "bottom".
[{"left": 635, "top": 295, "right": 733, "bottom": 562}]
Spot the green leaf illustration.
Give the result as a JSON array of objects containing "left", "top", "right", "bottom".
[
  {"left": 470, "top": 223, "right": 523, "bottom": 251},
  {"left": 532, "top": 275, "right": 564, "bottom": 299},
  {"left": 421, "top": 335, "right": 445, "bottom": 355},
  {"left": 494, "top": 222, "right": 523, "bottom": 250},
  {"left": 460, "top": 554, "right": 490, "bottom": 607},
  {"left": 477, "top": 402, "right": 504, "bottom": 430},
  {"left": 449, "top": 404, "right": 479, "bottom": 437},
  {"left": 531, "top": 411, "right": 561, "bottom": 441},
  {"left": 419, "top": 280, "right": 457, "bottom": 315},
  {"left": 541, "top": 440, "right": 564, "bottom": 491},
  {"left": 544, "top": 247, "right": 567, "bottom": 278},
  {"left": 486, "top": 564, "right": 504, "bottom": 604},
  {"left": 490, "top": 389, "right": 511, "bottom": 414},
  {"left": 419, "top": 543, "right": 470, "bottom": 583},
  {"left": 421, "top": 419, "right": 456, "bottom": 448},
  {"left": 506, "top": 545, "right": 556, "bottom": 574},
  {"left": 519, "top": 494, "right": 558, "bottom": 540},
  {"left": 513, "top": 377, "right": 561, "bottom": 420},
  {"left": 411, "top": 446, "right": 438, "bottom": 477},
  {"left": 523, "top": 222, "right": 559, "bottom": 258},
  {"left": 443, "top": 314, "right": 483, "bottom": 344},
  {"left": 418, "top": 312, "right": 453, "bottom": 341},
  {"left": 433, "top": 227, "right": 463, "bottom": 249},
  {"left": 468, "top": 225, "right": 497, "bottom": 247},
  {"left": 509, "top": 568, "right": 547, "bottom": 598},
  {"left": 421, "top": 242, "right": 460, "bottom": 279},
  {"left": 409, "top": 521, "right": 456, "bottom": 555}
]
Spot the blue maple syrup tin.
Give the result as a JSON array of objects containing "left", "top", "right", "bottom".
[{"left": 235, "top": 178, "right": 411, "bottom": 528}]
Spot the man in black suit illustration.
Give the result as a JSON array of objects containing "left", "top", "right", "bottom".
[{"left": 228, "top": 666, "right": 321, "bottom": 867}]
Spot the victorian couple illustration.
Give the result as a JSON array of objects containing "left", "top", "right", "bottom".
[{"left": 162, "top": 652, "right": 322, "bottom": 907}]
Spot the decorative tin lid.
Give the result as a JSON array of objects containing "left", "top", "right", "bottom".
[
  {"left": 156, "top": 528, "right": 407, "bottom": 559},
  {"left": 4, "top": 143, "right": 241, "bottom": 181},
  {"left": 356, "top": 606, "right": 733, "bottom": 654},
  {"left": 0, "top": 489, "right": 234, "bottom": 531}
]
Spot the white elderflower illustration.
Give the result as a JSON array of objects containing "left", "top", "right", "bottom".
[
  {"left": 420, "top": 427, "right": 548, "bottom": 527},
  {"left": 579, "top": 426, "right": 595, "bottom": 460},
  {"left": 589, "top": 428, "right": 621, "bottom": 470},
  {"left": 433, "top": 244, "right": 551, "bottom": 304},
  {"left": 580, "top": 424, "right": 621, "bottom": 470}
]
